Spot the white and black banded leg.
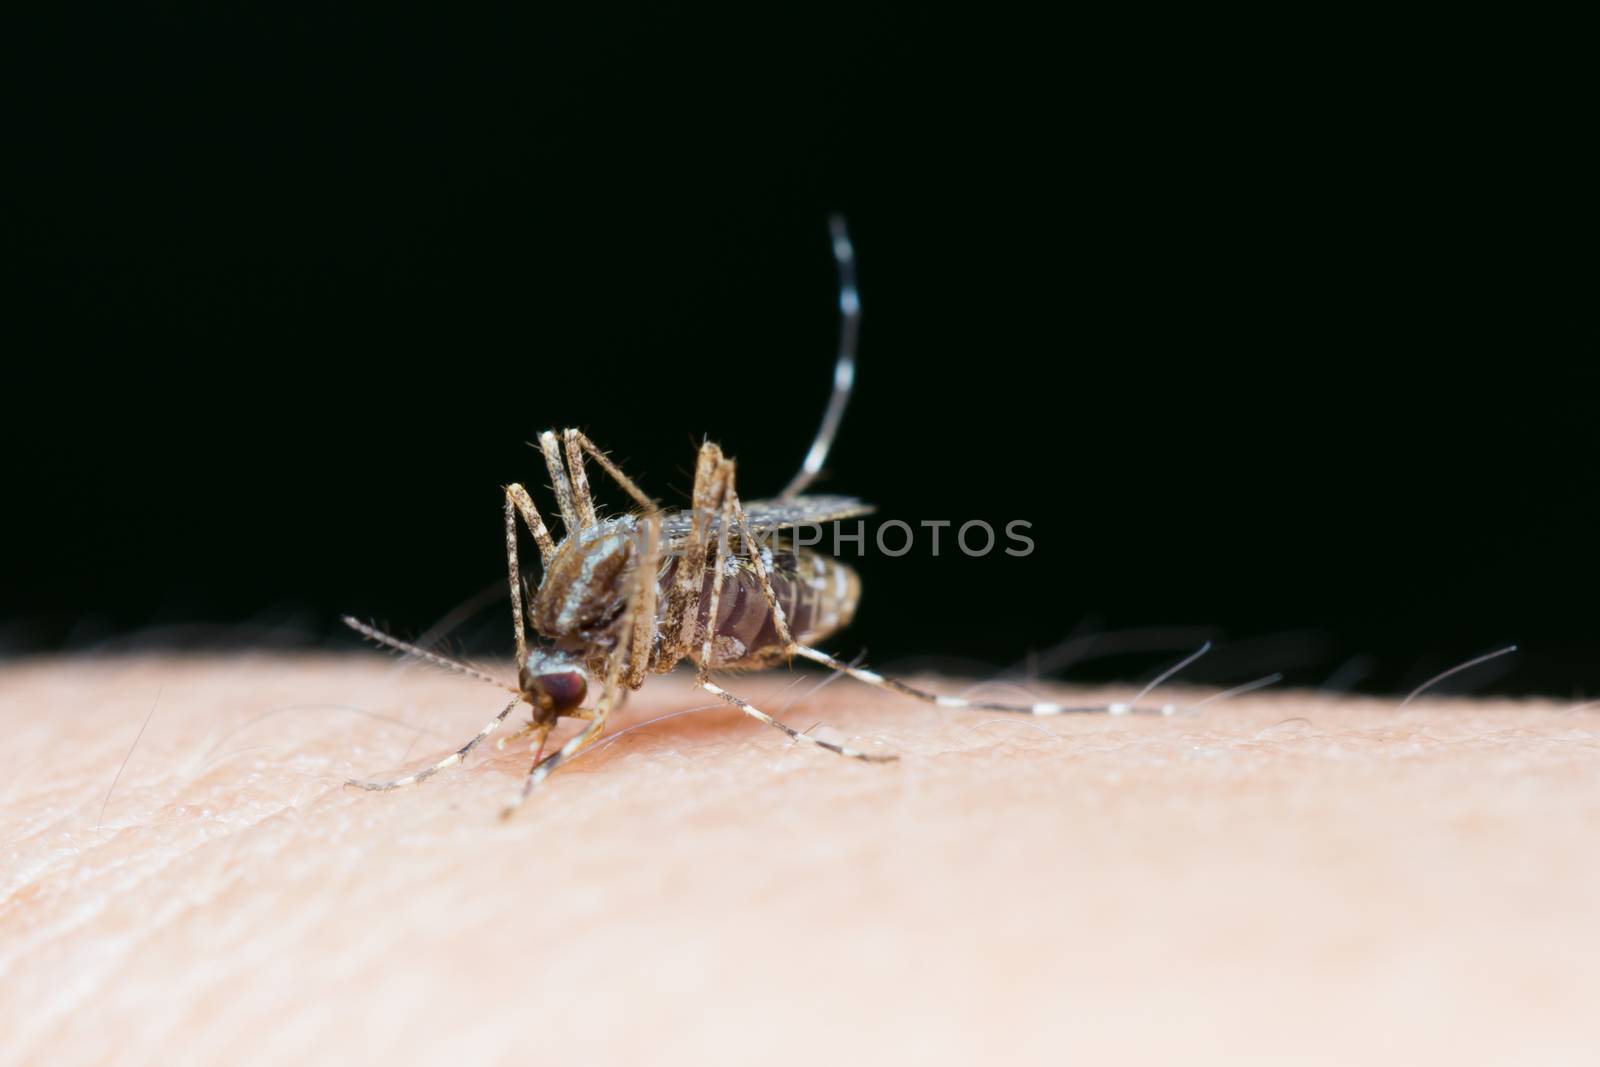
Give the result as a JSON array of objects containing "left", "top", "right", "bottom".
[
  {"left": 780, "top": 213, "right": 860, "bottom": 500},
  {"left": 697, "top": 679, "right": 895, "bottom": 762},
  {"left": 657, "top": 441, "right": 724, "bottom": 664},
  {"left": 791, "top": 645, "right": 1188, "bottom": 717},
  {"left": 348, "top": 696, "right": 523, "bottom": 792},
  {"left": 342, "top": 617, "right": 527, "bottom": 791}
]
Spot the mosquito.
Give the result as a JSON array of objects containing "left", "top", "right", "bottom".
[{"left": 346, "top": 216, "right": 1133, "bottom": 818}]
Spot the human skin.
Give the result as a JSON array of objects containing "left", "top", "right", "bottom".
[{"left": 2, "top": 654, "right": 1598, "bottom": 1066}]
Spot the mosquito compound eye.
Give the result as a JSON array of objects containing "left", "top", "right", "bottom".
[{"left": 531, "top": 670, "right": 587, "bottom": 714}]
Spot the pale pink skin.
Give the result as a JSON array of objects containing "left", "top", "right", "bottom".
[{"left": 3, "top": 654, "right": 1597, "bottom": 1065}]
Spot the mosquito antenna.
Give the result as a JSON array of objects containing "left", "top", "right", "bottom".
[
  {"left": 1396, "top": 644, "right": 1518, "bottom": 710},
  {"left": 343, "top": 616, "right": 514, "bottom": 692},
  {"left": 780, "top": 214, "right": 859, "bottom": 499}
]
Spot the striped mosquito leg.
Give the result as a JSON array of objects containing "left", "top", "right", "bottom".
[
  {"left": 731, "top": 495, "right": 794, "bottom": 647},
  {"left": 697, "top": 459, "right": 738, "bottom": 670},
  {"left": 697, "top": 679, "right": 895, "bottom": 762},
  {"left": 658, "top": 441, "right": 723, "bottom": 660},
  {"left": 348, "top": 697, "right": 522, "bottom": 791},
  {"left": 780, "top": 214, "right": 859, "bottom": 499},
  {"left": 506, "top": 483, "right": 556, "bottom": 566},
  {"left": 561, "top": 428, "right": 599, "bottom": 529},
  {"left": 568, "top": 428, "right": 658, "bottom": 512},
  {"left": 504, "top": 491, "right": 531, "bottom": 665},
  {"left": 625, "top": 514, "right": 661, "bottom": 688},
  {"left": 791, "top": 646, "right": 1156, "bottom": 716},
  {"left": 538, "top": 430, "right": 580, "bottom": 533},
  {"left": 693, "top": 468, "right": 890, "bottom": 761}
]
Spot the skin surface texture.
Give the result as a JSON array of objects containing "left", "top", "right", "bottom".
[{"left": 3, "top": 654, "right": 1598, "bottom": 1066}]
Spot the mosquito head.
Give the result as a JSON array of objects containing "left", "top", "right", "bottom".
[{"left": 518, "top": 649, "right": 589, "bottom": 722}]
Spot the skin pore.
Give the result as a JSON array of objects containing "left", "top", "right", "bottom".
[{"left": 3, "top": 653, "right": 1598, "bottom": 1065}]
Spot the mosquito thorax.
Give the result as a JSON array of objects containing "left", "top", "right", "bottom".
[{"left": 531, "top": 515, "right": 638, "bottom": 640}]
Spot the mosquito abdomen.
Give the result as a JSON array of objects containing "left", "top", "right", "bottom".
[{"left": 659, "top": 546, "right": 859, "bottom": 669}]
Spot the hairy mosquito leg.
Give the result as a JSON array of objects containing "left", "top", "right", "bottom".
[
  {"left": 790, "top": 646, "right": 1163, "bottom": 717},
  {"left": 506, "top": 483, "right": 556, "bottom": 566},
  {"left": 731, "top": 493, "right": 794, "bottom": 647},
  {"left": 565, "top": 428, "right": 658, "bottom": 512},
  {"left": 780, "top": 214, "right": 859, "bottom": 499},
  {"left": 658, "top": 441, "right": 724, "bottom": 663},
  {"left": 625, "top": 514, "right": 661, "bottom": 688},
  {"left": 696, "top": 456, "right": 739, "bottom": 669},
  {"left": 538, "top": 430, "right": 580, "bottom": 533},
  {"left": 348, "top": 697, "right": 522, "bottom": 792},
  {"left": 503, "top": 487, "right": 542, "bottom": 665},
  {"left": 560, "top": 428, "right": 599, "bottom": 529},
  {"left": 697, "top": 680, "right": 895, "bottom": 762}
]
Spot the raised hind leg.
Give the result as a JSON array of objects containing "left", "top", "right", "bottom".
[{"left": 780, "top": 214, "right": 860, "bottom": 499}]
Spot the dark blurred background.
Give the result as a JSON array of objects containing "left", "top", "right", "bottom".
[{"left": 6, "top": 8, "right": 1592, "bottom": 697}]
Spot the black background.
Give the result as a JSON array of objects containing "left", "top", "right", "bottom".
[{"left": 7, "top": 8, "right": 1592, "bottom": 697}]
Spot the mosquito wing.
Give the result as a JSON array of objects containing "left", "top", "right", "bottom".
[{"left": 657, "top": 494, "right": 874, "bottom": 543}]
